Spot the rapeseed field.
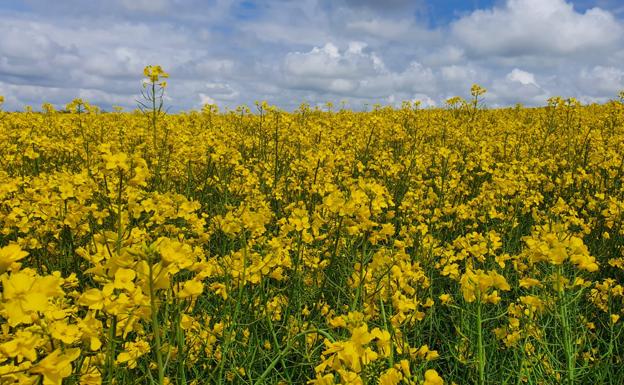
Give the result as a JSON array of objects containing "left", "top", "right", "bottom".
[{"left": 0, "top": 67, "right": 622, "bottom": 385}]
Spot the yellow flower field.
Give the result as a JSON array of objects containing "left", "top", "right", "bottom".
[{"left": 0, "top": 69, "right": 623, "bottom": 385}]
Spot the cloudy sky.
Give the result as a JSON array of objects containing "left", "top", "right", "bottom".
[{"left": 0, "top": 0, "right": 623, "bottom": 111}]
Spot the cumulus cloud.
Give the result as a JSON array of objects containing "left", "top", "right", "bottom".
[
  {"left": 0, "top": 0, "right": 623, "bottom": 110},
  {"left": 341, "top": 0, "right": 417, "bottom": 10},
  {"left": 202, "top": 82, "right": 239, "bottom": 100},
  {"left": 578, "top": 66, "right": 624, "bottom": 95},
  {"left": 412, "top": 94, "right": 437, "bottom": 107},
  {"left": 198, "top": 93, "right": 216, "bottom": 105},
  {"left": 422, "top": 46, "right": 465, "bottom": 66},
  {"left": 284, "top": 42, "right": 383, "bottom": 79},
  {"left": 452, "top": 0, "right": 623, "bottom": 57},
  {"left": 282, "top": 42, "right": 440, "bottom": 101},
  {"left": 345, "top": 18, "right": 413, "bottom": 40},
  {"left": 488, "top": 69, "right": 547, "bottom": 105},
  {"left": 507, "top": 69, "right": 539, "bottom": 87},
  {"left": 118, "top": 0, "right": 170, "bottom": 13}
]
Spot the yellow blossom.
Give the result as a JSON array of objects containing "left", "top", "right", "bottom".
[
  {"left": 423, "top": 369, "right": 444, "bottom": 385},
  {"left": 0, "top": 244, "right": 28, "bottom": 273},
  {"left": 31, "top": 348, "right": 80, "bottom": 385}
]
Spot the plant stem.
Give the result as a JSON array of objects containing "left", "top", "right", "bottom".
[
  {"left": 558, "top": 267, "right": 575, "bottom": 385},
  {"left": 476, "top": 298, "right": 485, "bottom": 385},
  {"left": 149, "top": 260, "right": 165, "bottom": 385}
]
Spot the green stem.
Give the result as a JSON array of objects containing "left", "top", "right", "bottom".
[
  {"left": 152, "top": 81, "right": 157, "bottom": 150},
  {"left": 558, "top": 267, "right": 575, "bottom": 385},
  {"left": 149, "top": 260, "right": 165, "bottom": 385},
  {"left": 106, "top": 316, "right": 117, "bottom": 385},
  {"left": 273, "top": 112, "right": 279, "bottom": 189},
  {"left": 254, "top": 330, "right": 335, "bottom": 385},
  {"left": 116, "top": 169, "right": 124, "bottom": 254},
  {"left": 176, "top": 306, "right": 187, "bottom": 385},
  {"left": 476, "top": 298, "right": 485, "bottom": 385}
]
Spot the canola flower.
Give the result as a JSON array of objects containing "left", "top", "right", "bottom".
[{"left": 0, "top": 68, "right": 623, "bottom": 385}]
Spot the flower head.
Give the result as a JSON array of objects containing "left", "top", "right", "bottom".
[{"left": 144, "top": 65, "right": 169, "bottom": 86}]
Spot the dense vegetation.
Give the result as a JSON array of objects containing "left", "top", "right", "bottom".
[{"left": 0, "top": 70, "right": 623, "bottom": 385}]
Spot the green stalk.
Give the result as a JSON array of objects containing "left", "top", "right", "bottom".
[
  {"left": 558, "top": 267, "right": 575, "bottom": 385},
  {"left": 152, "top": 81, "right": 157, "bottom": 150},
  {"left": 176, "top": 306, "right": 187, "bottom": 385},
  {"left": 379, "top": 298, "right": 394, "bottom": 367},
  {"left": 116, "top": 169, "right": 124, "bottom": 254},
  {"left": 254, "top": 330, "right": 335, "bottom": 385},
  {"left": 149, "top": 260, "right": 165, "bottom": 385},
  {"left": 217, "top": 241, "right": 247, "bottom": 384},
  {"left": 273, "top": 112, "right": 279, "bottom": 190},
  {"left": 106, "top": 316, "right": 118, "bottom": 385},
  {"left": 476, "top": 297, "right": 485, "bottom": 385}
]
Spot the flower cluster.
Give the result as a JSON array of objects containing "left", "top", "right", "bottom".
[{"left": 0, "top": 74, "right": 623, "bottom": 384}]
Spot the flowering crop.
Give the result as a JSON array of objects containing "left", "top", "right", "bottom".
[{"left": 0, "top": 70, "right": 623, "bottom": 385}]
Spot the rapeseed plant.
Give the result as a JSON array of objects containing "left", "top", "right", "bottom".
[{"left": 0, "top": 69, "right": 623, "bottom": 385}]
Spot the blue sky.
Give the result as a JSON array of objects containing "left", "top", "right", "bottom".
[{"left": 0, "top": 0, "right": 623, "bottom": 111}]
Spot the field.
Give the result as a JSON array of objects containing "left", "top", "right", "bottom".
[{"left": 0, "top": 71, "right": 623, "bottom": 385}]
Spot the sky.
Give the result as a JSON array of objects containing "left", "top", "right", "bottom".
[{"left": 0, "top": 0, "right": 623, "bottom": 111}]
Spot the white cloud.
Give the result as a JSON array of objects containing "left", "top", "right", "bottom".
[
  {"left": 0, "top": 80, "right": 134, "bottom": 109},
  {"left": 204, "top": 82, "right": 239, "bottom": 100},
  {"left": 194, "top": 60, "right": 235, "bottom": 76},
  {"left": 412, "top": 94, "right": 436, "bottom": 107},
  {"left": 578, "top": 66, "right": 624, "bottom": 95},
  {"left": 346, "top": 18, "right": 412, "bottom": 40},
  {"left": 439, "top": 64, "right": 483, "bottom": 92},
  {"left": 199, "top": 93, "right": 216, "bottom": 105},
  {"left": 118, "top": 0, "right": 170, "bottom": 13},
  {"left": 0, "top": 0, "right": 623, "bottom": 110},
  {"left": 284, "top": 42, "right": 383, "bottom": 80},
  {"left": 507, "top": 68, "right": 538, "bottom": 87},
  {"left": 489, "top": 69, "right": 548, "bottom": 106},
  {"left": 282, "top": 43, "right": 440, "bottom": 100},
  {"left": 0, "top": 13, "right": 237, "bottom": 110},
  {"left": 422, "top": 46, "right": 465, "bottom": 66},
  {"left": 356, "top": 62, "right": 436, "bottom": 96},
  {"left": 452, "top": 0, "right": 623, "bottom": 56}
]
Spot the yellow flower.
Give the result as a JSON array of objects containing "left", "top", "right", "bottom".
[
  {"left": 50, "top": 320, "right": 82, "bottom": 344},
  {"left": 113, "top": 268, "right": 136, "bottom": 291},
  {"left": 611, "top": 314, "right": 620, "bottom": 324},
  {"left": 210, "top": 282, "right": 228, "bottom": 300},
  {"left": 157, "top": 237, "right": 196, "bottom": 268},
  {"left": 423, "top": 369, "right": 444, "bottom": 385},
  {"left": 80, "top": 363, "right": 102, "bottom": 385},
  {"left": 460, "top": 269, "right": 510, "bottom": 303},
  {"left": 31, "top": 348, "right": 80, "bottom": 385},
  {"left": 371, "top": 328, "right": 392, "bottom": 357},
  {"left": 0, "top": 244, "right": 28, "bottom": 273},
  {"left": 177, "top": 279, "right": 204, "bottom": 299},
  {"left": 398, "top": 359, "right": 411, "bottom": 377},
  {"left": 289, "top": 206, "right": 311, "bottom": 232},
  {"left": 1, "top": 270, "right": 63, "bottom": 326},
  {"left": 470, "top": 83, "right": 487, "bottom": 97},
  {"left": 78, "top": 288, "right": 107, "bottom": 310},
  {"left": 519, "top": 295, "right": 545, "bottom": 313},
  {"left": 0, "top": 330, "right": 41, "bottom": 362},
  {"left": 416, "top": 345, "right": 440, "bottom": 361},
  {"left": 103, "top": 152, "right": 130, "bottom": 173},
  {"left": 77, "top": 312, "right": 103, "bottom": 351},
  {"left": 337, "top": 369, "right": 363, "bottom": 385},
  {"left": 379, "top": 367, "right": 402, "bottom": 385},
  {"left": 309, "top": 373, "right": 335, "bottom": 385},
  {"left": 439, "top": 294, "right": 452, "bottom": 305},
  {"left": 144, "top": 65, "right": 169, "bottom": 83},
  {"left": 116, "top": 339, "right": 151, "bottom": 369},
  {"left": 519, "top": 278, "right": 542, "bottom": 289}
]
